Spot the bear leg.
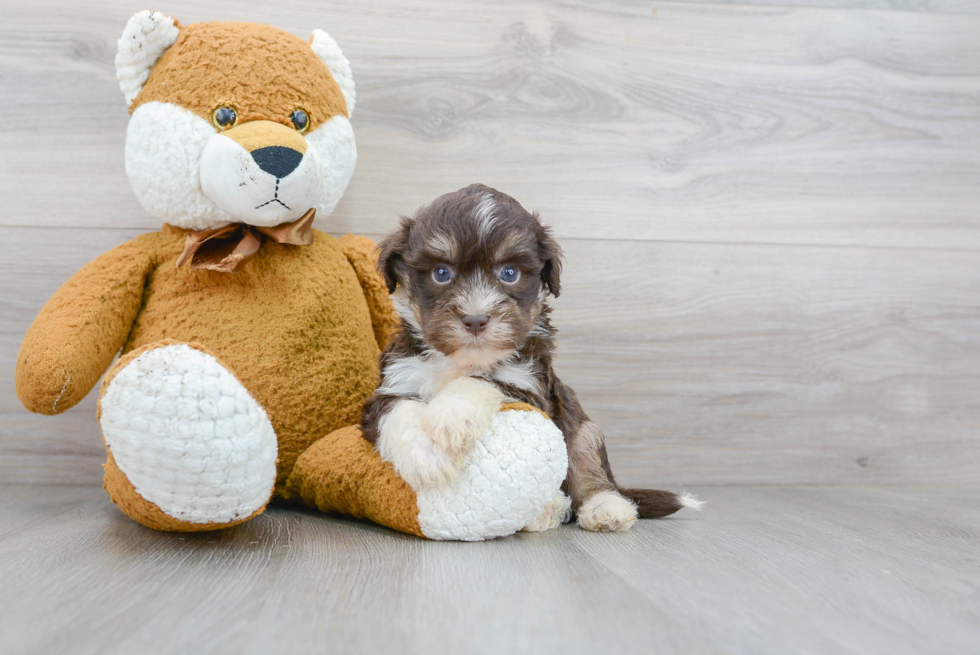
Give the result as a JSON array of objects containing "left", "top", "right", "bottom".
[
  {"left": 283, "top": 425, "right": 427, "bottom": 538},
  {"left": 98, "top": 340, "right": 278, "bottom": 531},
  {"left": 285, "top": 404, "right": 568, "bottom": 541}
]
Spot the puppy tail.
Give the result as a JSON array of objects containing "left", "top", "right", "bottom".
[{"left": 618, "top": 488, "right": 705, "bottom": 518}]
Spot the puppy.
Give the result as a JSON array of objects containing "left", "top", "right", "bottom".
[{"left": 360, "top": 184, "right": 702, "bottom": 532}]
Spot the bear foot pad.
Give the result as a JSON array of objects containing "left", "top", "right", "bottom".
[
  {"left": 414, "top": 409, "right": 568, "bottom": 541},
  {"left": 100, "top": 343, "right": 277, "bottom": 526}
]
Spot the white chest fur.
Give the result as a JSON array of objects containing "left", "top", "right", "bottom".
[{"left": 378, "top": 350, "right": 541, "bottom": 401}]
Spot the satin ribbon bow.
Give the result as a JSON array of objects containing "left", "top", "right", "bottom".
[{"left": 176, "top": 208, "right": 316, "bottom": 274}]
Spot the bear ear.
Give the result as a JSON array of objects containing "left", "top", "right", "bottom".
[
  {"left": 310, "top": 29, "right": 356, "bottom": 117},
  {"left": 115, "top": 11, "right": 180, "bottom": 106}
]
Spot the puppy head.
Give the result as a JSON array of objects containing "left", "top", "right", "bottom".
[{"left": 378, "top": 184, "right": 562, "bottom": 369}]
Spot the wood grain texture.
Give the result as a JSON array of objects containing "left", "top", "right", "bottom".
[
  {"left": 1, "top": 0, "right": 978, "bottom": 488},
  {"left": 1, "top": 1, "right": 979, "bottom": 247},
  {"left": 3, "top": 229, "right": 978, "bottom": 486},
  {"left": 673, "top": 0, "right": 980, "bottom": 14},
  {"left": 0, "top": 483, "right": 977, "bottom": 655}
]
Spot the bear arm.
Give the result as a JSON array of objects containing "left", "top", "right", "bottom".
[
  {"left": 15, "top": 240, "right": 155, "bottom": 415},
  {"left": 337, "top": 233, "right": 400, "bottom": 350}
]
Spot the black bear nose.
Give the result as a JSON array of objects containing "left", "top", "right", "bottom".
[
  {"left": 461, "top": 314, "right": 490, "bottom": 335},
  {"left": 251, "top": 146, "right": 303, "bottom": 178}
]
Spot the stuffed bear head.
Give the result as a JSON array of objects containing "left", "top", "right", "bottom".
[{"left": 116, "top": 11, "right": 357, "bottom": 230}]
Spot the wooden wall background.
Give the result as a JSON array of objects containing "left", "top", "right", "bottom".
[{"left": 1, "top": 0, "right": 978, "bottom": 487}]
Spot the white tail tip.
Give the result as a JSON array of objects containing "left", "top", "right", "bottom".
[{"left": 679, "top": 492, "right": 706, "bottom": 511}]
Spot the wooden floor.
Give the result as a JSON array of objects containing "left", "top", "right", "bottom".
[{"left": 1, "top": 483, "right": 977, "bottom": 655}]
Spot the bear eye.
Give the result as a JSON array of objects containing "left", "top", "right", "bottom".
[
  {"left": 499, "top": 266, "right": 520, "bottom": 284},
  {"left": 290, "top": 109, "right": 309, "bottom": 133},
  {"left": 212, "top": 106, "right": 237, "bottom": 130},
  {"left": 432, "top": 266, "right": 453, "bottom": 284}
]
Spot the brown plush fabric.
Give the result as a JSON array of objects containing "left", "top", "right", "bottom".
[
  {"left": 500, "top": 401, "right": 550, "bottom": 419},
  {"left": 283, "top": 403, "right": 552, "bottom": 538},
  {"left": 283, "top": 425, "right": 425, "bottom": 537},
  {"left": 222, "top": 119, "right": 309, "bottom": 153},
  {"left": 131, "top": 21, "right": 348, "bottom": 127},
  {"left": 17, "top": 227, "right": 395, "bottom": 494},
  {"left": 98, "top": 341, "right": 271, "bottom": 532},
  {"left": 15, "top": 242, "right": 155, "bottom": 415},
  {"left": 338, "top": 234, "right": 402, "bottom": 350}
]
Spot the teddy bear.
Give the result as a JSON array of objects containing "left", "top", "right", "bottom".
[{"left": 14, "top": 11, "right": 568, "bottom": 541}]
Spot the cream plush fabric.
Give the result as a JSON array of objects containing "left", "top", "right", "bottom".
[
  {"left": 416, "top": 409, "right": 567, "bottom": 541},
  {"left": 100, "top": 343, "right": 278, "bottom": 525}
]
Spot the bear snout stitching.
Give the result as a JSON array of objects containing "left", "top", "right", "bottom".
[{"left": 254, "top": 179, "right": 291, "bottom": 211}]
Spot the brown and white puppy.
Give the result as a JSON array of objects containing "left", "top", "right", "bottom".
[{"left": 361, "top": 184, "right": 702, "bottom": 532}]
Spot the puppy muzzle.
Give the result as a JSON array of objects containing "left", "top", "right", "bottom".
[{"left": 199, "top": 120, "right": 324, "bottom": 227}]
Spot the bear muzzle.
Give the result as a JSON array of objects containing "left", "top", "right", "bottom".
[{"left": 199, "top": 120, "right": 324, "bottom": 227}]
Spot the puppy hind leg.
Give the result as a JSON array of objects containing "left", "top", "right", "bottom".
[
  {"left": 566, "top": 422, "right": 703, "bottom": 526},
  {"left": 521, "top": 490, "right": 572, "bottom": 533},
  {"left": 566, "top": 421, "right": 639, "bottom": 532},
  {"left": 576, "top": 491, "right": 639, "bottom": 533}
]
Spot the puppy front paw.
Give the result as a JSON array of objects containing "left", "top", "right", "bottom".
[
  {"left": 400, "top": 430, "right": 460, "bottom": 488},
  {"left": 522, "top": 491, "right": 572, "bottom": 533},
  {"left": 420, "top": 376, "right": 503, "bottom": 462},
  {"left": 419, "top": 401, "right": 483, "bottom": 464},
  {"left": 376, "top": 399, "right": 461, "bottom": 489},
  {"left": 576, "top": 491, "right": 638, "bottom": 532}
]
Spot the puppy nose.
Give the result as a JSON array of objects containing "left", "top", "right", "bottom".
[
  {"left": 251, "top": 146, "right": 304, "bottom": 178},
  {"left": 461, "top": 314, "right": 490, "bottom": 334}
]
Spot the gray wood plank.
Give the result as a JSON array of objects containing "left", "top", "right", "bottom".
[
  {"left": 571, "top": 485, "right": 980, "bottom": 654},
  {"left": 1, "top": 1, "right": 978, "bottom": 248},
  {"left": 671, "top": 0, "right": 980, "bottom": 14},
  {"left": 4, "top": 228, "right": 978, "bottom": 486},
  {"left": 0, "top": 484, "right": 977, "bottom": 655},
  {"left": 553, "top": 239, "right": 980, "bottom": 487}
]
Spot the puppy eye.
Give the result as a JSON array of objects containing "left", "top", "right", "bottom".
[
  {"left": 212, "top": 106, "right": 238, "bottom": 130},
  {"left": 499, "top": 266, "right": 520, "bottom": 284},
  {"left": 432, "top": 266, "right": 453, "bottom": 284},
  {"left": 290, "top": 109, "right": 309, "bottom": 133}
]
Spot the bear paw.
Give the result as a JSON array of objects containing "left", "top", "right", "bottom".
[
  {"left": 100, "top": 342, "right": 278, "bottom": 530},
  {"left": 414, "top": 408, "right": 567, "bottom": 541}
]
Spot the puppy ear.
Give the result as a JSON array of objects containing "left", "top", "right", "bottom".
[
  {"left": 376, "top": 218, "right": 413, "bottom": 293},
  {"left": 536, "top": 221, "right": 563, "bottom": 297},
  {"left": 116, "top": 11, "right": 180, "bottom": 106}
]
